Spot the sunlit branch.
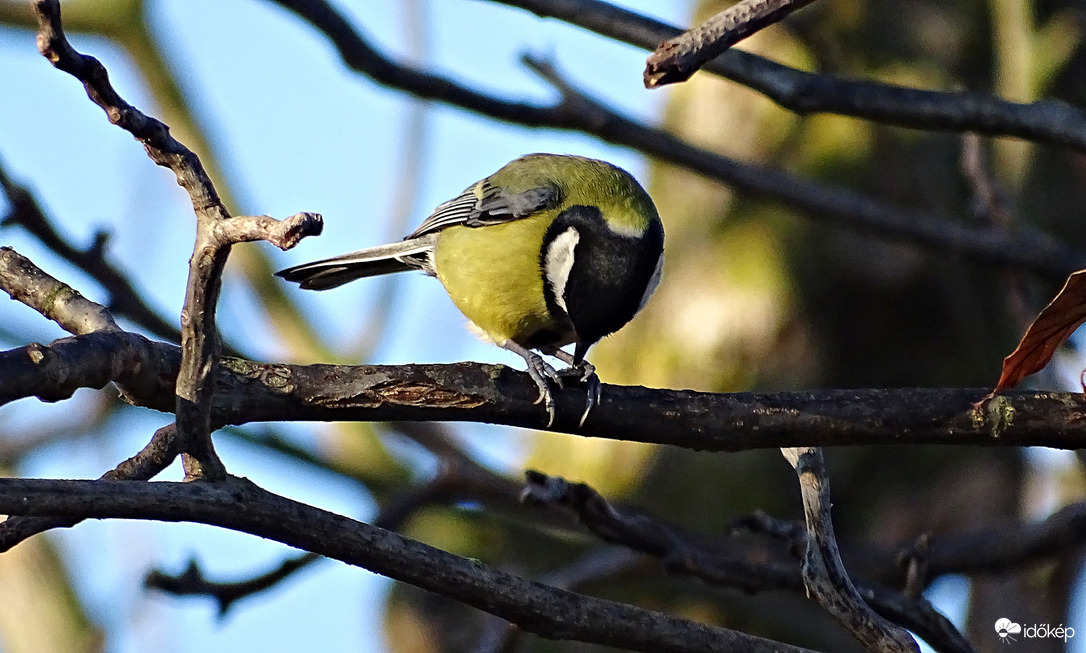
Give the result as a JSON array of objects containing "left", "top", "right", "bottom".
[
  {"left": 32, "top": 0, "right": 323, "bottom": 480},
  {"left": 781, "top": 447, "right": 919, "bottom": 652},
  {"left": 644, "top": 0, "right": 822, "bottom": 87}
]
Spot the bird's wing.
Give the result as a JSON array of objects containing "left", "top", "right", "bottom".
[{"left": 407, "top": 179, "right": 562, "bottom": 239}]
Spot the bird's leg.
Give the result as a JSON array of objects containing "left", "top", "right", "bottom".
[
  {"left": 540, "top": 347, "right": 601, "bottom": 427},
  {"left": 500, "top": 340, "right": 562, "bottom": 427}
]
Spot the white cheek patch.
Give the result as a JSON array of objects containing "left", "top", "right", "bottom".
[
  {"left": 637, "top": 250, "right": 664, "bottom": 312},
  {"left": 544, "top": 226, "right": 580, "bottom": 314}
]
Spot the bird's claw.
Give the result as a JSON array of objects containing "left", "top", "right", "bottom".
[
  {"left": 558, "top": 360, "right": 595, "bottom": 384},
  {"left": 580, "top": 372, "right": 601, "bottom": 427},
  {"left": 507, "top": 343, "right": 601, "bottom": 427},
  {"left": 557, "top": 361, "right": 600, "bottom": 426},
  {"left": 525, "top": 353, "right": 562, "bottom": 426}
]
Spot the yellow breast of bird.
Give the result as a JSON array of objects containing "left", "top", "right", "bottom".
[{"left": 433, "top": 214, "right": 572, "bottom": 347}]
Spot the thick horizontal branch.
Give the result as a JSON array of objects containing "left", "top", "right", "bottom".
[
  {"left": 3, "top": 331, "right": 1085, "bottom": 451},
  {"left": 500, "top": 0, "right": 1086, "bottom": 152},
  {"left": 0, "top": 331, "right": 173, "bottom": 405},
  {"left": 0, "top": 477, "right": 816, "bottom": 653}
]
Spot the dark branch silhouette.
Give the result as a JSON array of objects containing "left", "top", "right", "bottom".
[
  {"left": 495, "top": 0, "right": 1086, "bottom": 152},
  {"left": 0, "top": 476, "right": 819, "bottom": 653}
]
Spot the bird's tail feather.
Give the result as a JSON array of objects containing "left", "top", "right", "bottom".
[{"left": 276, "top": 237, "right": 435, "bottom": 290}]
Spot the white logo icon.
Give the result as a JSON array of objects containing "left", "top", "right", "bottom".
[{"left": 996, "top": 618, "right": 1022, "bottom": 643}]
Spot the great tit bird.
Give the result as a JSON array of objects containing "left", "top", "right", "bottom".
[{"left": 276, "top": 153, "right": 664, "bottom": 426}]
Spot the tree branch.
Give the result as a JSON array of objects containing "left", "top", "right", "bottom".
[
  {"left": 644, "top": 0, "right": 821, "bottom": 87},
  {"left": 0, "top": 246, "right": 120, "bottom": 335},
  {"left": 521, "top": 470, "right": 972, "bottom": 653},
  {"left": 2, "top": 329, "right": 1085, "bottom": 450},
  {"left": 0, "top": 476, "right": 819, "bottom": 653},
  {"left": 144, "top": 553, "right": 321, "bottom": 617},
  {"left": 781, "top": 447, "right": 919, "bottom": 652},
  {"left": 496, "top": 0, "right": 1086, "bottom": 152},
  {"left": 32, "top": 0, "right": 323, "bottom": 480}
]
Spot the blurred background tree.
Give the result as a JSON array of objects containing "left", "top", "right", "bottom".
[{"left": 2, "top": 1, "right": 1086, "bottom": 652}]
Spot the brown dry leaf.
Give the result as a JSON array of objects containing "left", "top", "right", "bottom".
[{"left": 992, "top": 269, "right": 1086, "bottom": 394}]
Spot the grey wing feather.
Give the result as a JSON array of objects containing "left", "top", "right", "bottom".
[
  {"left": 276, "top": 236, "right": 437, "bottom": 290},
  {"left": 407, "top": 180, "right": 562, "bottom": 237},
  {"left": 407, "top": 185, "right": 481, "bottom": 238},
  {"left": 471, "top": 184, "right": 561, "bottom": 225}
]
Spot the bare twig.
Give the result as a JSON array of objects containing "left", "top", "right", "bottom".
[
  {"left": 32, "top": 0, "right": 322, "bottom": 481},
  {"left": 644, "top": 0, "right": 821, "bottom": 87},
  {"left": 522, "top": 470, "right": 788, "bottom": 591},
  {"left": 208, "top": 212, "right": 323, "bottom": 250},
  {"left": 495, "top": 0, "right": 1086, "bottom": 153},
  {"left": 0, "top": 476, "right": 820, "bottom": 653},
  {"left": 521, "top": 471, "right": 972, "bottom": 653},
  {"left": 0, "top": 156, "right": 182, "bottom": 344},
  {"left": 145, "top": 553, "right": 321, "bottom": 617},
  {"left": 781, "top": 447, "right": 919, "bottom": 653}
]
